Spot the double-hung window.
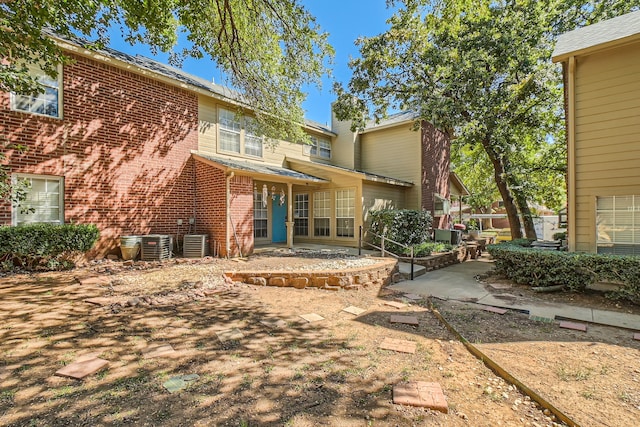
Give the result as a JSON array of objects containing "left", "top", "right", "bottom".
[
  {"left": 244, "top": 117, "right": 263, "bottom": 158},
  {"left": 11, "top": 63, "right": 62, "bottom": 118},
  {"left": 336, "top": 188, "right": 355, "bottom": 238},
  {"left": 294, "top": 194, "right": 309, "bottom": 236},
  {"left": 314, "top": 191, "right": 330, "bottom": 237},
  {"left": 219, "top": 108, "right": 263, "bottom": 157},
  {"left": 304, "top": 136, "right": 331, "bottom": 159},
  {"left": 13, "top": 174, "right": 64, "bottom": 225},
  {"left": 219, "top": 108, "right": 242, "bottom": 153},
  {"left": 254, "top": 191, "right": 268, "bottom": 238},
  {"left": 596, "top": 195, "right": 640, "bottom": 256}
]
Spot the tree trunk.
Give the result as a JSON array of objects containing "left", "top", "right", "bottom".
[
  {"left": 481, "top": 138, "right": 523, "bottom": 239},
  {"left": 513, "top": 188, "right": 538, "bottom": 239}
]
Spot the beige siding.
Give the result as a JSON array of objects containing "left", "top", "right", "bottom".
[
  {"left": 330, "top": 113, "right": 358, "bottom": 169},
  {"left": 362, "top": 183, "right": 405, "bottom": 227},
  {"left": 573, "top": 43, "right": 640, "bottom": 252},
  {"left": 198, "top": 96, "right": 218, "bottom": 156},
  {"left": 360, "top": 126, "right": 421, "bottom": 209},
  {"left": 198, "top": 96, "right": 328, "bottom": 166}
]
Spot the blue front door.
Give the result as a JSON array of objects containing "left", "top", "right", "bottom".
[{"left": 272, "top": 199, "right": 287, "bottom": 243}]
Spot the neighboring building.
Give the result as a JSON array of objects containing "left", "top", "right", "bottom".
[
  {"left": 1, "top": 35, "right": 464, "bottom": 257},
  {"left": 553, "top": 11, "right": 640, "bottom": 255}
]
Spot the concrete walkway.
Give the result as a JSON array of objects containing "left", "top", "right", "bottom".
[{"left": 389, "top": 258, "right": 640, "bottom": 331}]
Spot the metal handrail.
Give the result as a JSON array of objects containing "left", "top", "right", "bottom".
[{"left": 358, "top": 226, "right": 414, "bottom": 280}]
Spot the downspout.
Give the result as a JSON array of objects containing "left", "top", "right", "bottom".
[
  {"left": 225, "top": 171, "right": 234, "bottom": 257},
  {"left": 567, "top": 56, "right": 577, "bottom": 252}
]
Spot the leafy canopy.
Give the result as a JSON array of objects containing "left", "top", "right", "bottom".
[{"left": 1, "top": 0, "right": 333, "bottom": 143}]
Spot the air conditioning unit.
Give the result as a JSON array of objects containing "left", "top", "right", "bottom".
[
  {"left": 141, "top": 234, "right": 172, "bottom": 261},
  {"left": 183, "top": 234, "right": 210, "bottom": 258}
]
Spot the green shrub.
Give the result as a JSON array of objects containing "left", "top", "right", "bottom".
[
  {"left": 507, "top": 238, "right": 535, "bottom": 247},
  {"left": 407, "top": 242, "right": 455, "bottom": 257},
  {"left": 553, "top": 231, "right": 567, "bottom": 240},
  {"left": 487, "top": 244, "right": 640, "bottom": 304},
  {"left": 369, "top": 209, "right": 432, "bottom": 254},
  {"left": 0, "top": 223, "right": 99, "bottom": 271}
]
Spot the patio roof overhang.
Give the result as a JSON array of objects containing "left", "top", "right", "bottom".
[
  {"left": 193, "top": 153, "right": 329, "bottom": 185},
  {"left": 286, "top": 157, "right": 414, "bottom": 188}
]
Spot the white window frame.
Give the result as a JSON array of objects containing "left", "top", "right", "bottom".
[
  {"left": 253, "top": 190, "right": 268, "bottom": 239},
  {"left": 218, "top": 108, "right": 264, "bottom": 158},
  {"left": 303, "top": 136, "right": 331, "bottom": 159},
  {"left": 596, "top": 195, "right": 640, "bottom": 255},
  {"left": 313, "top": 191, "right": 331, "bottom": 237},
  {"left": 294, "top": 193, "right": 309, "bottom": 236},
  {"left": 12, "top": 173, "right": 64, "bottom": 225},
  {"left": 10, "top": 63, "right": 63, "bottom": 119},
  {"left": 335, "top": 188, "right": 355, "bottom": 238},
  {"left": 219, "top": 108, "right": 242, "bottom": 153}
]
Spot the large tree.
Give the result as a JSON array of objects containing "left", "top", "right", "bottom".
[{"left": 334, "top": 0, "right": 639, "bottom": 239}]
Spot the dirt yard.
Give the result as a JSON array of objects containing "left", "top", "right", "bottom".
[{"left": 0, "top": 251, "right": 638, "bottom": 426}]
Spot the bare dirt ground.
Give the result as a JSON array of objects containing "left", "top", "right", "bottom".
[{"left": 0, "top": 251, "right": 638, "bottom": 426}]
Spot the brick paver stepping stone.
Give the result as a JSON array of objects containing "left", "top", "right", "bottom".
[
  {"left": 482, "top": 306, "right": 508, "bottom": 315},
  {"left": 260, "top": 318, "right": 288, "bottom": 329},
  {"left": 403, "top": 294, "right": 422, "bottom": 301},
  {"left": 379, "top": 337, "right": 417, "bottom": 354},
  {"left": 163, "top": 374, "right": 199, "bottom": 393},
  {"left": 216, "top": 328, "right": 244, "bottom": 342},
  {"left": 393, "top": 381, "right": 448, "bottom": 413},
  {"left": 300, "top": 313, "right": 324, "bottom": 323},
  {"left": 342, "top": 306, "right": 366, "bottom": 316},
  {"left": 384, "top": 301, "right": 407, "bottom": 309},
  {"left": 559, "top": 321, "right": 587, "bottom": 332},
  {"left": 55, "top": 353, "right": 109, "bottom": 380},
  {"left": 390, "top": 315, "right": 419, "bottom": 326},
  {"left": 633, "top": 333, "right": 640, "bottom": 341},
  {"left": 143, "top": 344, "right": 177, "bottom": 359}
]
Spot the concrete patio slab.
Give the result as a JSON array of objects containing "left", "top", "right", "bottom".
[
  {"left": 403, "top": 293, "right": 423, "bottom": 301},
  {"left": 216, "top": 328, "right": 244, "bottom": 342},
  {"left": 342, "top": 306, "right": 366, "bottom": 316},
  {"left": 559, "top": 321, "right": 588, "bottom": 332},
  {"left": 393, "top": 381, "right": 448, "bottom": 413},
  {"left": 300, "top": 313, "right": 324, "bottom": 323},
  {"left": 390, "top": 315, "right": 419, "bottom": 326},
  {"left": 379, "top": 338, "right": 417, "bottom": 354},
  {"left": 592, "top": 310, "right": 640, "bottom": 330}
]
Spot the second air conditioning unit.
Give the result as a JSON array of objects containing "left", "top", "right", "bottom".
[
  {"left": 141, "top": 234, "right": 172, "bottom": 261},
  {"left": 183, "top": 234, "right": 210, "bottom": 258}
]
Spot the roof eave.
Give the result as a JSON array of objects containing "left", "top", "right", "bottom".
[{"left": 552, "top": 33, "right": 640, "bottom": 62}]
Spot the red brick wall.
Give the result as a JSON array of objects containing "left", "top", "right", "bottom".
[
  {"left": 420, "top": 121, "right": 451, "bottom": 229},
  {"left": 229, "top": 175, "right": 254, "bottom": 257},
  {"left": 195, "top": 162, "right": 226, "bottom": 256},
  {"left": 0, "top": 53, "right": 199, "bottom": 255},
  {"left": 194, "top": 164, "right": 254, "bottom": 257}
]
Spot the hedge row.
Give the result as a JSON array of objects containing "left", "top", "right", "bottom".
[
  {"left": 0, "top": 223, "right": 99, "bottom": 271},
  {"left": 369, "top": 209, "right": 432, "bottom": 254},
  {"left": 487, "top": 243, "right": 640, "bottom": 304}
]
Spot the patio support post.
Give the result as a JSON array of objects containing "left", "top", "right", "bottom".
[{"left": 286, "top": 182, "right": 294, "bottom": 249}]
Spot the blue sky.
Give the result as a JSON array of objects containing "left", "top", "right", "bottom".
[{"left": 106, "top": 1, "right": 396, "bottom": 125}]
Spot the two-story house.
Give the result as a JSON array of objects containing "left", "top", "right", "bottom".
[{"left": 1, "top": 35, "right": 466, "bottom": 257}]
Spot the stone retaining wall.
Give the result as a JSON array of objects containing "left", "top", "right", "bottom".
[
  {"left": 400, "top": 248, "right": 467, "bottom": 272},
  {"left": 224, "top": 259, "right": 398, "bottom": 291}
]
